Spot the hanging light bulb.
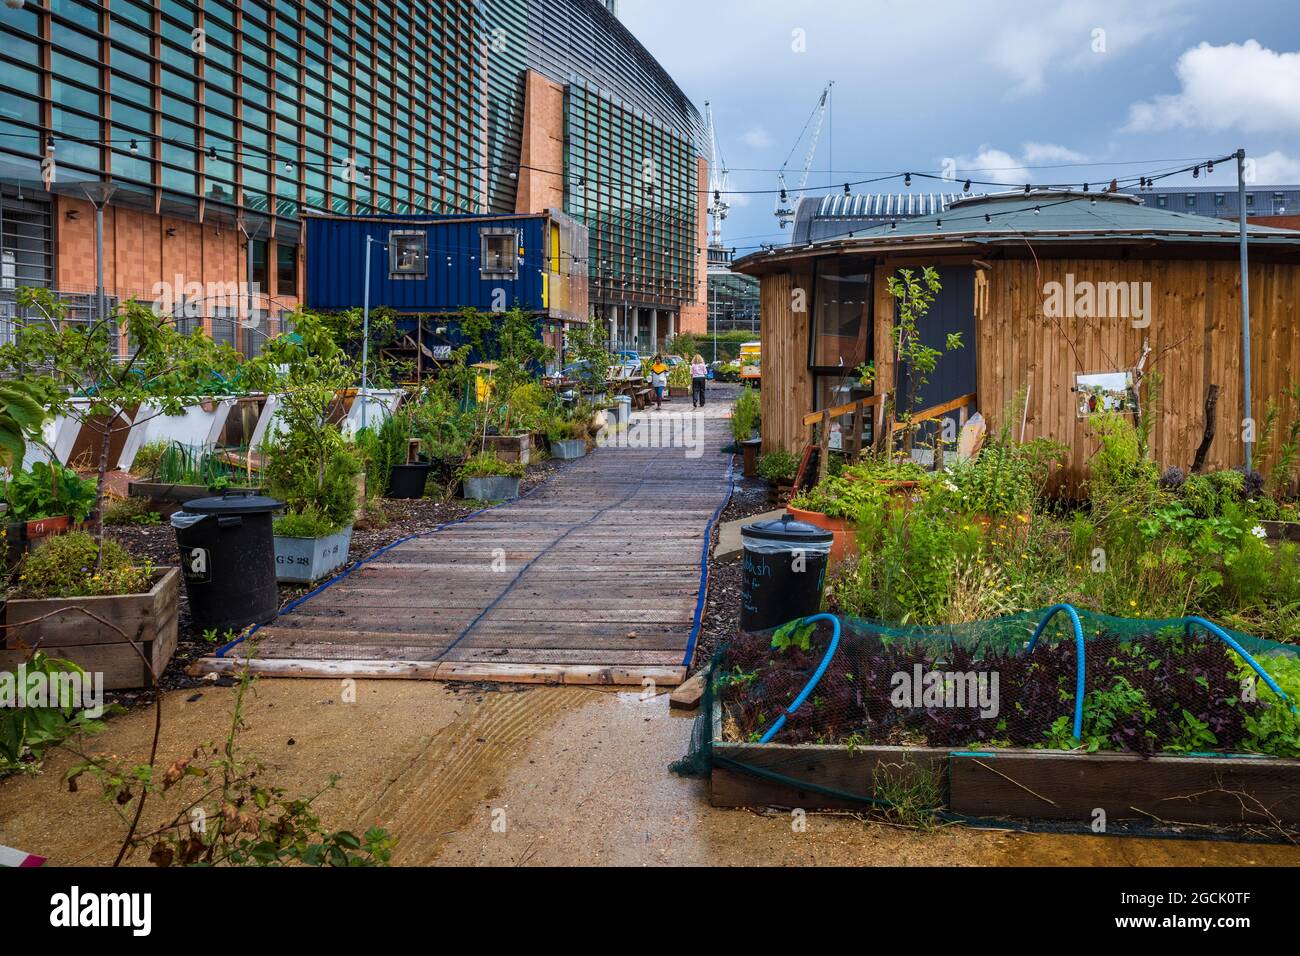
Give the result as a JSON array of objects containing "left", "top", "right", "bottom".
[
  {"left": 1024, "top": 183, "right": 1031, "bottom": 194},
  {"left": 1082, "top": 182, "right": 1089, "bottom": 192},
  {"left": 1034, "top": 205, "right": 1041, "bottom": 215},
  {"left": 129, "top": 138, "right": 139, "bottom": 155},
  {"left": 208, "top": 145, "right": 217, "bottom": 159},
  {"left": 1207, "top": 160, "right": 1214, "bottom": 174},
  {"left": 779, "top": 187, "right": 788, "bottom": 203},
  {"left": 1192, "top": 165, "right": 1200, "bottom": 178},
  {"left": 936, "top": 218, "right": 942, "bottom": 229},
  {"left": 984, "top": 213, "right": 991, "bottom": 223},
  {"left": 963, "top": 179, "right": 971, "bottom": 193},
  {"left": 843, "top": 182, "right": 851, "bottom": 197},
  {"left": 890, "top": 220, "right": 897, "bottom": 230},
  {"left": 46, "top": 135, "right": 55, "bottom": 155},
  {"left": 904, "top": 173, "right": 912, "bottom": 187},
  {"left": 285, "top": 159, "right": 295, "bottom": 172}
]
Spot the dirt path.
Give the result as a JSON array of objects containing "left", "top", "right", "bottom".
[{"left": 2, "top": 679, "right": 1295, "bottom": 866}]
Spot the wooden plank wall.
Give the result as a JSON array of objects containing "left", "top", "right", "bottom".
[
  {"left": 977, "top": 257, "right": 1300, "bottom": 489},
  {"left": 759, "top": 268, "right": 814, "bottom": 453},
  {"left": 756, "top": 252, "right": 1300, "bottom": 488}
]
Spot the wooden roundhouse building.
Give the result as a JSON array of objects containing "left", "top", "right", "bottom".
[{"left": 732, "top": 190, "right": 1300, "bottom": 488}]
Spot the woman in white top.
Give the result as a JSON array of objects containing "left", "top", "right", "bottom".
[{"left": 690, "top": 353, "right": 708, "bottom": 407}]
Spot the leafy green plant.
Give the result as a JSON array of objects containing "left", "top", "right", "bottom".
[
  {"left": 0, "top": 652, "right": 115, "bottom": 776},
  {"left": 2, "top": 287, "right": 242, "bottom": 567},
  {"left": 272, "top": 511, "right": 343, "bottom": 539},
  {"left": 456, "top": 452, "right": 524, "bottom": 481},
  {"left": 771, "top": 617, "right": 816, "bottom": 652},
  {"left": 667, "top": 362, "right": 691, "bottom": 389},
  {"left": 757, "top": 448, "right": 798, "bottom": 483},
  {"left": 246, "top": 309, "right": 362, "bottom": 535},
  {"left": 102, "top": 496, "right": 162, "bottom": 526},
  {"left": 5, "top": 460, "right": 98, "bottom": 524},
  {"left": 13, "top": 531, "right": 155, "bottom": 599},
  {"left": 0, "top": 379, "right": 50, "bottom": 469},
  {"left": 732, "top": 386, "right": 761, "bottom": 442}
]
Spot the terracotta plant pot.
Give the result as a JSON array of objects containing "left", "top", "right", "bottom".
[{"left": 787, "top": 505, "right": 859, "bottom": 565}]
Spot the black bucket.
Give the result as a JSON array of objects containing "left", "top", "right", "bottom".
[
  {"left": 740, "top": 513, "right": 833, "bottom": 632},
  {"left": 388, "top": 462, "right": 432, "bottom": 499},
  {"left": 172, "top": 491, "right": 283, "bottom": 634}
]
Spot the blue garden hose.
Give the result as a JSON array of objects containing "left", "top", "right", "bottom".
[
  {"left": 757, "top": 613, "right": 841, "bottom": 744},
  {"left": 1183, "top": 616, "right": 1296, "bottom": 713},
  {"left": 1026, "top": 603, "right": 1087, "bottom": 742}
]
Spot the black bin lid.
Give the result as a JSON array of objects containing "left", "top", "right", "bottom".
[
  {"left": 742, "top": 513, "right": 833, "bottom": 543},
  {"left": 182, "top": 491, "right": 284, "bottom": 515}
]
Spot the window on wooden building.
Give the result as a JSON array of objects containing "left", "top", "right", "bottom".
[{"left": 809, "top": 258, "right": 871, "bottom": 371}]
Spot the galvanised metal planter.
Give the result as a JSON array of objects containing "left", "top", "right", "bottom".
[
  {"left": 273, "top": 524, "right": 353, "bottom": 584},
  {"left": 462, "top": 475, "right": 521, "bottom": 501},
  {"left": 550, "top": 439, "right": 587, "bottom": 460}
]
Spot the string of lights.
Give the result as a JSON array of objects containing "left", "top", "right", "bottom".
[{"left": 0, "top": 129, "right": 1243, "bottom": 202}]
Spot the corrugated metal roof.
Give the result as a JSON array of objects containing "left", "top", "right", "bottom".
[
  {"left": 823, "top": 191, "right": 1300, "bottom": 246},
  {"left": 792, "top": 191, "right": 974, "bottom": 242},
  {"left": 737, "top": 190, "right": 1300, "bottom": 272}
]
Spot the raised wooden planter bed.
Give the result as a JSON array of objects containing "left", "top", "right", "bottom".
[
  {"left": 708, "top": 699, "right": 1300, "bottom": 826},
  {"left": 3, "top": 515, "right": 77, "bottom": 564},
  {"left": 1260, "top": 519, "right": 1300, "bottom": 543},
  {"left": 481, "top": 433, "right": 530, "bottom": 466},
  {"left": 1, "top": 567, "right": 180, "bottom": 689}
]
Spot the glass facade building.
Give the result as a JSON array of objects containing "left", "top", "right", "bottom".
[{"left": 0, "top": 0, "right": 707, "bottom": 346}]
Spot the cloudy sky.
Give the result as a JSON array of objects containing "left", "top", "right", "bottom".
[{"left": 619, "top": 0, "right": 1300, "bottom": 254}]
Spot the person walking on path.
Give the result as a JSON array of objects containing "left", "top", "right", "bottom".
[
  {"left": 649, "top": 355, "right": 669, "bottom": 410},
  {"left": 690, "top": 353, "right": 708, "bottom": 407}
]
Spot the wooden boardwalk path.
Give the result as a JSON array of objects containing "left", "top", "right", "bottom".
[{"left": 204, "top": 401, "right": 733, "bottom": 686}]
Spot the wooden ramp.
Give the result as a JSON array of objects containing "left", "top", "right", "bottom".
[{"left": 201, "top": 403, "right": 733, "bottom": 686}]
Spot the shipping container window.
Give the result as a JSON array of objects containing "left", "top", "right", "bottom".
[
  {"left": 389, "top": 230, "right": 426, "bottom": 278},
  {"left": 480, "top": 229, "right": 518, "bottom": 278}
]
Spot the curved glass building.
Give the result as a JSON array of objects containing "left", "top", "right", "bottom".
[{"left": 0, "top": 0, "right": 707, "bottom": 349}]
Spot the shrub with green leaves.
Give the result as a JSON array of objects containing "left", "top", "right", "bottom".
[
  {"left": 102, "top": 496, "right": 161, "bottom": 526},
  {"left": 5, "top": 461, "right": 98, "bottom": 524},
  {"left": 457, "top": 453, "right": 524, "bottom": 481},
  {"left": 732, "top": 386, "right": 760, "bottom": 442},
  {"left": 756, "top": 449, "right": 798, "bottom": 483},
  {"left": 14, "top": 531, "right": 154, "bottom": 599}
]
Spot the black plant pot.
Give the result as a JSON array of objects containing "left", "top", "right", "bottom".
[{"left": 388, "top": 462, "right": 433, "bottom": 499}]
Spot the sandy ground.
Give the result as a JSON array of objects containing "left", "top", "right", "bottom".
[{"left": 2, "top": 678, "right": 1297, "bottom": 867}]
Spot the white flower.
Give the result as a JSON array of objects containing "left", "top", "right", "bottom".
[
  {"left": 1250, "top": 524, "right": 1268, "bottom": 539},
  {"left": 943, "top": 480, "right": 959, "bottom": 493}
]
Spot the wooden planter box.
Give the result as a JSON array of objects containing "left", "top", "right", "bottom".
[
  {"left": 127, "top": 481, "right": 264, "bottom": 516},
  {"left": 1, "top": 568, "right": 180, "bottom": 690},
  {"left": 708, "top": 699, "right": 1300, "bottom": 825},
  {"left": 482, "top": 434, "right": 531, "bottom": 466},
  {"left": 668, "top": 386, "right": 690, "bottom": 399},
  {"left": 3, "top": 515, "right": 77, "bottom": 565},
  {"left": 787, "top": 505, "right": 858, "bottom": 565},
  {"left": 1261, "top": 519, "right": 1300, "bottom": 543}
]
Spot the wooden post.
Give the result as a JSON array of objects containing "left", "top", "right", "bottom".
[
  {"left": 817, "top": 408, "right": 831, "bottom": 483},
  {"left": 849, "top": 399, "right": 865, "bottom": 462}
]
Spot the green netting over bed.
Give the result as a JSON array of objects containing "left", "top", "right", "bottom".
[{"left": 672, "top": 608, "right": 1300, "bottom": 779}]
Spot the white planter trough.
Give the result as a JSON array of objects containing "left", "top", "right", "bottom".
[
  {"left": 463, "top": 475, "right": 521, "bottom": 501},
  {"left": 273, "top": 524, "right": 354, "bottom": 584},
  {"left": 551, "top": 439, "right": 587, "bottom": 460}
]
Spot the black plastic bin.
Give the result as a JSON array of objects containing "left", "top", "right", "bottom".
[
  {"left": 740, "top": 514, "right": 833, "bottom": 632},
  {"left": 387, "top": 462, "right": 432, "bottom": 499},
  {"left": 172, "top": 491, "right": 283, "bottom": 634}
]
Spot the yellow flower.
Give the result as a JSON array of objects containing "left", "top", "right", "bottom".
[
  {"left": 1128, "top": 599, "right": 1137, "bottom": 608},
  {"left": 1016, "top": 513, "right": 1029, "bottom": 523}
]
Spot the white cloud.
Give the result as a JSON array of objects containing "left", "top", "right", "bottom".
[
  {"left": 1124, "top": 41, "right": 1300, "bottom": 134},
  {"left": 943, "top": 144, "right": 1090, "bottom": 185},
  {"left": 984, "top": 0, "right": 1190, "bottom": 96},
  {"left": 740, "top": 126, "right": 774, "bottom": 150},
  {"left": 1250, "top": 150, "right": 1300, "bottom": 184}
]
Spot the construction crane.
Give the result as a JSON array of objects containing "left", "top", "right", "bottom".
[
  {"left": 774, "top": 81, "right": 833, "bottom": 229},
  {"left": 704, "top": 100, "right": 730, "bottom": 249}
]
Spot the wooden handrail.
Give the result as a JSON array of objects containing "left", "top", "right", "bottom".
[
  {"left": 890, "top": 392, "right": 977, "bottom": 432},
  {"left": 801, "top": 393, "right": 883, "bottom": 427}
]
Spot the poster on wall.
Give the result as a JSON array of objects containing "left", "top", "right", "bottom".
[{"left": 1075, "top": 371, "right": 1137, "bottom": 417}]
